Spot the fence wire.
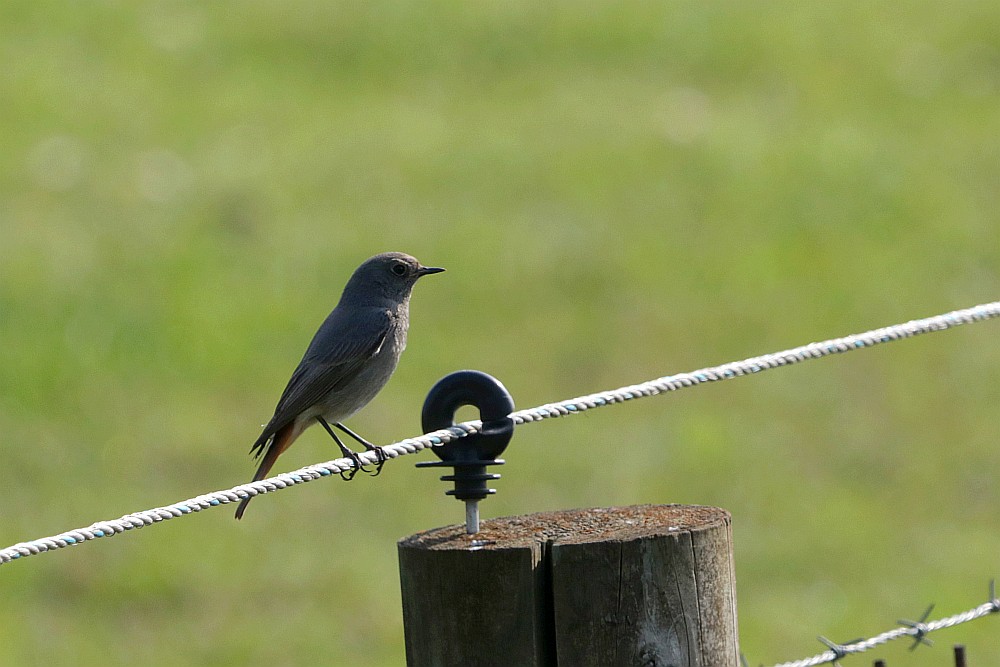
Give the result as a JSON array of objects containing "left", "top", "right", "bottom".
[
  {"left": 1, "top": 300, "right": 998, "bottom": 566},
  {"left": 765, "top": 582, "right": 1000, "bottom": 666}
]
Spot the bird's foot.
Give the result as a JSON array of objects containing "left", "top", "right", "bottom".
[
  {"left": 331, "top": 422, "right": 385, "bottom": 476},
  {"left": 363, "top": 445, "right": 387, "bottom": 477},
  {"left": 338, "top": 448, "right": 368, "bottom": 481}
]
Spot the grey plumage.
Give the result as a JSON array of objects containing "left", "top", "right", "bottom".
[{"left": 235, "top": 252, "right": 444, "bottom": 519}]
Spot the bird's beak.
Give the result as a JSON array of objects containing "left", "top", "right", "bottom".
[{"left": 417, "top": 265, "right": 446, "bottom": 276}]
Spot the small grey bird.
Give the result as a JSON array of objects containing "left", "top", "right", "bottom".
[{"left": 235, "top": 252, "right": 444, "bottom": 520}]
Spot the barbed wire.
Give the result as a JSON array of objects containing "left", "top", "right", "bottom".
[
  {"left": 1, "top": 300, "right": 998, "bottom": 566},
  {"left": 764, "top": 581, "right": 1000, "bottom": 666}
]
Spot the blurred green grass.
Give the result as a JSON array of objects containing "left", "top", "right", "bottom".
[{"left": 2, "top": 1, "right": 999, "bottom": 664}]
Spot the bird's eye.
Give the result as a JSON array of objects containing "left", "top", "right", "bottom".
[{"left": 391, "top": 263, "right": 407, "bottom": 276}]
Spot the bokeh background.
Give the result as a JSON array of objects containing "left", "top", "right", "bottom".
[{"left": 2, "top": 1, "right": 999, "bottom": 665}]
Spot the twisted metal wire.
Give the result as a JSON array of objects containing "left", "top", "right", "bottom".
[
  {"left": 768, "top": 583, "right": 1000, "bottom": 666},
  {"left": 1, "top": 300, "right": 998, "bottom": 566}
]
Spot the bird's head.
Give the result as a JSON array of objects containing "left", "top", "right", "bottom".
[{"left": 342, "top": 252, "right": 445, "bottom": 305}]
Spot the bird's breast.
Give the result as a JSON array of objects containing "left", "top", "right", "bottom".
[{"left": 316, "top": 321, "right": 407, "bottom": 423}]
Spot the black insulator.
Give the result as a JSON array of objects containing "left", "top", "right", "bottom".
[{"left": 417, "top": 370, "right": 515, "bottom": 503}]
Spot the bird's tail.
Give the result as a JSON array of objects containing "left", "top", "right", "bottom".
[{"left": 234, "top": 424, "right": 297, "bottom": 520}]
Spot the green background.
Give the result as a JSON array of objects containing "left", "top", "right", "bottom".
[{"left": 2, "top": 1, "right": 999, "bottom": 665}]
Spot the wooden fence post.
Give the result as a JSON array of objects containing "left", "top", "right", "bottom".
[{"left": 398, "top": 504, "right": 739, "bottom": 667}]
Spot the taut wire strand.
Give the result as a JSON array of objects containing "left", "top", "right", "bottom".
[
  {"left": 766, "top": 581, "right": 1000, "bottom": 666},
  {"left": 1, "top": 300, "right": 998, "bottom": 566}
]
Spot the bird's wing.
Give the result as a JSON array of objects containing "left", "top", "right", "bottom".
[{"left": 249, "top": 308, "right": 392, "bottom": 458}]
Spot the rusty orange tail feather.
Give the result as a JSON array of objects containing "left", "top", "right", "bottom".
[{"left": 234, "top": 424, "right": 298, "bottom": 520}]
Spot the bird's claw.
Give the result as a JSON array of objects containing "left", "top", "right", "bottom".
[
  {"left": 364, "top": 446, "right": 387, "bottom": 477},
  {"left": 339, "top": 449, "right": 368, "bottom": 481},
  {"left": 338, "top": 446, "right": 385, "bottom": 479}
]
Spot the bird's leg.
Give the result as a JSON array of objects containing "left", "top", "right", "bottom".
[
  {"left": 316, "top": 417, "right": 368, "bottom": 480},
  {"left": 334, "top": 422, "right": 386, "bottom": 477}
]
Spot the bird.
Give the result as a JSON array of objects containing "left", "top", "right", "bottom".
[{"left": 234, "top": 252, "right": 444, "bottom": 520}]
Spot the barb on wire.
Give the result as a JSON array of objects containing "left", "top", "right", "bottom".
[
  {"left": 768, "top": 582, "right": 1000, "bottom": 667},
  {"left": 898, "top": 603, "right": 935, "bottom": 651},
  {"left": 1, "top": 300, "right": 999, "bottom": 567},
  {"left": 817, "top": 635, "right": 857, "bottom": 665}
]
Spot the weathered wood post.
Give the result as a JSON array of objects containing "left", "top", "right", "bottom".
[
  {"left": 403, "top": 371, "right": 738, "bottom": 665},
  {"left": 398, "top": 504, "right": 739, "bottom": 667}
]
